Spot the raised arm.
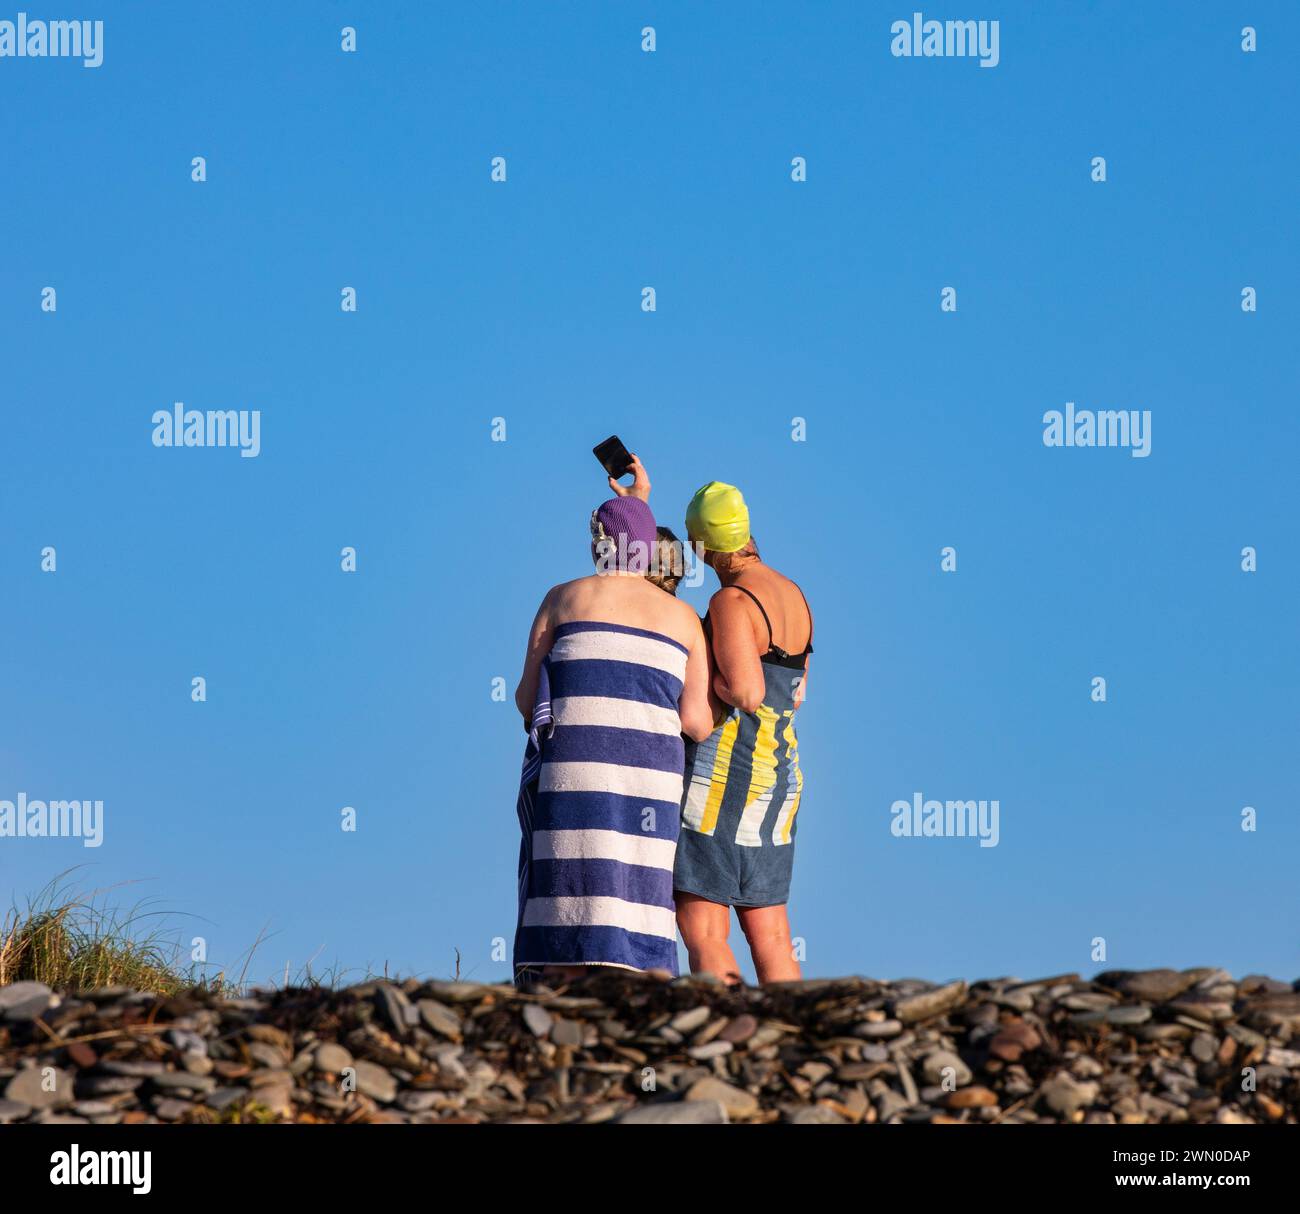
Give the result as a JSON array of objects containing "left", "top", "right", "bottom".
[
  {"left": 607, "top": 453, "right": 651, "bottom": 502},
  {"left": 514, "top": 589, "right": 557, "bottom": 729}
]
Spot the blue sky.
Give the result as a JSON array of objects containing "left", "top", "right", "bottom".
[{"left": 2, "top": 2, "right": 1296, "bottom": 986}]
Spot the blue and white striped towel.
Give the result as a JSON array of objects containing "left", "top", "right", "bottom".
[{"left": 513, "top": 620, "right": 687, "bottom": 976}]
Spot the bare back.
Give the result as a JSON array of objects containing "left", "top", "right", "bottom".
[
  {"left": 724, "top": 564, "right": 813, "bottom": 658},
  {"left": 549, "top": 573, "right": 702, "bottom": 651},
  {"left": 515, "top": 573, "right": 714, "bottom": 742}
]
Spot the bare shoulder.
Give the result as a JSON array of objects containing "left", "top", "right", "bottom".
[
  {"left": 534, "top": 577, "right": 580, "bottom": 619},
  {"left": 710, "top": 584, "right": 753, "bottom": 614},
  {"left": 548, "top": 575, "right": 597, "bottom": 602},
  {"left": 709, "top": 583, "right": 768, "bottom": 646}
]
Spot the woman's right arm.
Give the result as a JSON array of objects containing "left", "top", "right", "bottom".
[
  {"left": 514, "top": 589, "right": 557, "bottom": 729},
  {"left": 708, "top": 588, "right": 766, "bottom": 714}
]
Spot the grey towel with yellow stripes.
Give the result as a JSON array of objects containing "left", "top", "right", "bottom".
[{"left": 674, "top": 656, "right": 804, "bottom": 908}]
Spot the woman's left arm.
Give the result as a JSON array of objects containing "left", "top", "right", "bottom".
[{"left": 515, "top": 590, "right": 557, "bottom": 729}]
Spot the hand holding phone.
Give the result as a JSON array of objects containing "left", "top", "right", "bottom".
[
  {"left": 593, "top": 435, "right": 634, "bottom": 479},
  {"left": 593, "top": 435, "right": 651, "bottom": 502}
]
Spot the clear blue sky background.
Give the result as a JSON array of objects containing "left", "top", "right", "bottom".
[{"left": 2, "top": 2, "right": 1296, "bottom": 987}]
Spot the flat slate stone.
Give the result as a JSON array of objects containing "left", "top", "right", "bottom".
[
  {"left": 0, "top": 982, "right": 52, "bottom": 1014},
  {"left": 617, "top": 1099, "right": 728, "bottom": 1125},
  {"left": 6, "top": 1066, "right": 70, "bottom": 1109}
]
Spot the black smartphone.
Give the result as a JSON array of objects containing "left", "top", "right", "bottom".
[{"left": 593, "top": 435, "right": 634, "bottom": 480}]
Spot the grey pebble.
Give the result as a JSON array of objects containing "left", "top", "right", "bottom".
[
  {"left": 522, "top": 1004, "right": 553, "bottom": 1039},
  {"left": 617, "top": 1099, "right": 728, "bottom": 1124}
]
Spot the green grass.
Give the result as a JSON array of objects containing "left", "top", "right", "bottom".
[
  {"left": 0, "top": 871, "right": 215, "bottom": 995},
  {"left": 0, "top": 869, "right": 464, "bottom": 996}
]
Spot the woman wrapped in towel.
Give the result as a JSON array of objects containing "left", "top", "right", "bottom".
[{"left": 513, "top": 492, "right": 714, "bottom": 982}]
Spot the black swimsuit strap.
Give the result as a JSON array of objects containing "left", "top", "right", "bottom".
[
  {"left": 730, "top": 583, "right": 814, "bottom": 661},
  {"left": 730, "top": 585, "right": 776, "bottom": 651}
]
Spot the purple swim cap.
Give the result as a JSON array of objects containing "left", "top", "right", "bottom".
[{"left": 592, "top": 497, "right": 657, "bottom": 573}]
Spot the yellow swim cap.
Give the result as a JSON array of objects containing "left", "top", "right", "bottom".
[{"left": 685, "top": 482, "right": 751, "bottom": 553}]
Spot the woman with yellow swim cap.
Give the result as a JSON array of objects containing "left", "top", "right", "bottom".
[{"left": 610, "top": 461, "right": 814, "bottom": 984}]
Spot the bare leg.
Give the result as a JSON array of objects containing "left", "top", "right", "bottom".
[
  {"left": 675, "top": 893, "right": 742, "bottom": 984},
  {"left": 737, "top": 903, "right": 800, "bottom": 983}
]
